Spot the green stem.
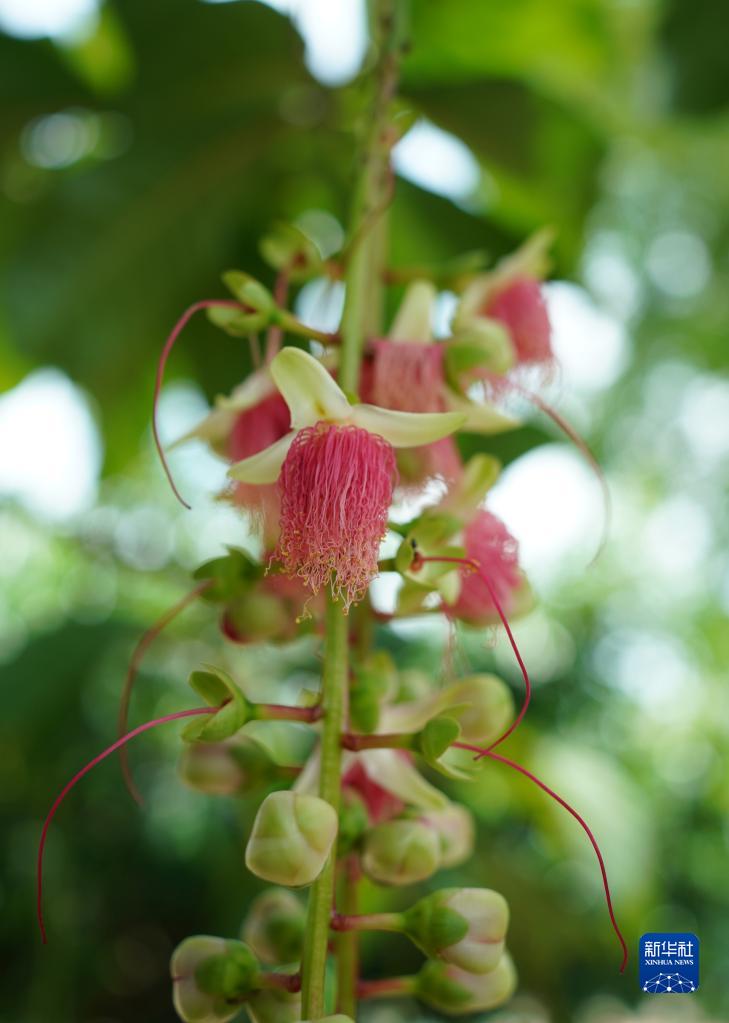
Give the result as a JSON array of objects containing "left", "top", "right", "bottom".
[
  {"left": 333, "top": 911, "right": 404, "bottom": 934},
  {"left": 300, "top": 594, "right": 348, "bottom": 1018},
  {"left": 338, "top": 0, "right": 401, "bottom": 395},
  {"left": 341, "top": 732, "right": 414, "bottom": 751},
  {"left": 335, "top": 858, "right": 361, "bottom": 1016}
]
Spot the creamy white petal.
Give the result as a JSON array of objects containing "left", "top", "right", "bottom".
[
  {"left": 227, "top": 431, "right": 296, "bottom": 484},
  {"left": 445, "top": 391, "right": 520, "bottom": 434},
  {"left": 389, "top": 280, "right": 437, "bottom": 343},
  {"left": 270, "top": 347, "right": 351, "bottom": 429},
  {"left": 351, "top": 404, "right": 465, "bottom": 447},
  {"left": 360, "top": 749, "right": 448, "bottom": 810}
]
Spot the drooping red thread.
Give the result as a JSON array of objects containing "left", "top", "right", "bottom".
[
  {"left": 117, "top": 582, "right": 212, "bottom": 805},
  {"left": 416, "top": 555, "right": 530, "bottom": 753},
  {"left": 153, "top": 299, "right": 245, "bottom": 508},
  {"left": 453, "top": 743, "right": 628, "bottom": 973},
  {"left": 37, "top": 707, "right": 213, "bottom": 944}
]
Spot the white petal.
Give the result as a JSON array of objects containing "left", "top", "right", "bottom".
[
  {"left": 389, "top": 280, "right": 437, "bottom": 343},
  {"left": 445, "top": 391, "right": 520, "bottom": 434},
  {"left": 360, "top": 749, "right": 448, "bottom": 810},
  {"left": 351, "top": 404, "right": 465, "bottom": 447},
  {"left": 270, "top": 347, "right": 351, "bottom": 429},
  {"left": 227, "top": 431, "right": 296, "bottom": 484}
]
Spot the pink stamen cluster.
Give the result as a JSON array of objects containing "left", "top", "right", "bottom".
[
  {"left": 369, "top": 340, "right": 446, "bottom": 413},
  {"left": 275, "top": 422, "right": 396, "bottom": 610},
  {"left": 485, "top": 276, "right": 553, "bottom": 368},
  {"left": 447, "top": 511, "right": 521, "bottom": 623}
]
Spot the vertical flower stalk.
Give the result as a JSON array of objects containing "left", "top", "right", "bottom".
[{"left": 300, "top": 1, "right": 403, "bottom": 1015}]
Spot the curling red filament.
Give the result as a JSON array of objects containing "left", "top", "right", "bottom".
[
  {"left": 153, "top": 299, "right": 245, "bottom": 508},
  {"left": 454, "top": 743, "right": 628, "bottom": 973},
  {"left": 117, "top": 582, "right": 211, "bottom": 805},
  {"left": 37, "top": 707, "right": 213, "bottom": 944},
  {"left": 275, "top": 422, "right": 396, "bottom": 610}
]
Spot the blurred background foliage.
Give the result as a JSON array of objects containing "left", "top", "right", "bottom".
[{"left": 1, "top": 1, "right": 728, "bottom": 1021}]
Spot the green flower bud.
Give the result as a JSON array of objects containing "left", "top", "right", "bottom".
[
  {"left": 415, "top": 953, "right": 516, "bottom": 1015},
  {"left": 193, "top": 548, "right": 261, "bottom": 603},
  {"left": 246, "top": 984, "right": 301, "bottom": 1023},
  {"left": 245, "top": 791, "right": 338, "bottom": 887},
  {"left": 362, "top": 818, "right": 441, "bottom": 886},
  {"left": 404, "top": 888, "right": 508, "bottom": 974},
  {"left": 225, "top": 591, "right": 292, "bottom": 644},
  {"left": 419, "top": 804, "right": 475, "bottom": 868},
  {"left": 180, "top": 734, "right": 284, "bottom": 797},
  {"left": 350, "top": 651, "right": 397, "bottom": 733},
  {"left": 242, "top": 889, "right": 305, "bottom": 965},
  {"left": 300, "top": 1017, "right": 355, "bottom": 1022},
  {"left": 171, "top": 936, "right": 260, "bottom": 1023},
  {"left": 444, "top": 320, "right": 516, "bottom": 388},
  {"left": 259, "top": 222, "right": 324, "bottom": 281}
]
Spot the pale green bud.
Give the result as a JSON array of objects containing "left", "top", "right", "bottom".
[
  {"left": 362, "top": 818, "right": 441, "bottom": 886},
  {"left": 300, "top": 1017, "right": 355, "bottom": 1022},
  {"left": 419, "top": 804, "right": 475, "bottom": 868},
  {"left": 242, "top": 888, "right": 305, "bottom": 965},
  {"left": 245, "top": 791, "right": 338, "bottom": 887},
  {"left": 179, "top": 734, "right": 281, "bottom": 797},
  {"left": 415, "top": 952, "right": 517, "bottom": 1014},
  {"left": 444, "top": 320, "right": 515, "bottom": 387},
  {"left": 171, "top": 936, "right": 260, "bottom": 1023},
  {"left": 246, "top": 985, "right": 301, "bottom": 1023},
  {"left": 405, "top": 888, "right": 508, "bottom": 974}
]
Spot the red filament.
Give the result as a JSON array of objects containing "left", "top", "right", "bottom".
[{"left": 37, "top": 707, "right": 213, "bottom": 944}]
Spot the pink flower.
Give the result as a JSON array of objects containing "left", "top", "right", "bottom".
[
  {"left": 445, "top": 511, "right": 522, "bottom": 624},
  {"left": 228, "top": 347, "right": 464, "bottom": 608},
  {"left": 275, "top": 422, "right": 396, "bottom": 608},
  {"left": 483, "top": 275, "right": 552, "bottom": 369}
]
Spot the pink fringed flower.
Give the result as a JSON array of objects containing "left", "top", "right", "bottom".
[
  {"left": 275, "top": 423, "right": 396, "bottom": 608},
  {"left": 484, "top": 276, "right": 552, "bottom": 369},
  {"left": 369, "top": 339, "right": 446, "bottom": 414},
  {"left": 446, "top": 510, "right": 522, "bottom": 624},
  {"left": 228, "top": 347, "right": 464, "bottom": 609}
]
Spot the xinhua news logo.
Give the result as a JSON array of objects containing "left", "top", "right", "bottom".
[{"left": 639, "top": 932, "right": 699, "bottom": 994}]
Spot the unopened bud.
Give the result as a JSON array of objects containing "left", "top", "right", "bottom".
[
  {"left": 246, "top": 984, "right": 301, "bottom": 1023},
  {"left": 242, "top": 888, "right": 305, "bottom": 965},
  {"left": 224, "top": 591, "right": 292, "bottom": 644},
  {"left": 245, "top": 791, "right": 338, "bottom": 887},
  {"left": 405, "top": 888, "right": 508, "bottom": 974},
  {"left": 171, "top": 936, "right": 260, "bottom": 1023},
  {"left": 415, "top": 953, "right": 516, "bottom": 1015},
  {"left": 362, "top": 818, "right": 441, "bottom": 886},
  {"left": 180, "top": 734, "right": 282, "bottom": 797},
  {"left": 419, "top": 804, "right": 475, "bottom": 868},
  {"left": 445, "top": 321, "right": 515, "bottom": 386}
]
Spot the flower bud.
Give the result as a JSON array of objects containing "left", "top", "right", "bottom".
[
  {"left": 337, "top": 788, "right": 370, "bottom": 855},
  {"left": 362, "top": 818, "right": 441, "bottom": 886},
  {"left": 245, "top": 791, "right": 338, "bottom": 887},
  {"left": 405, "top": 888, "right": 508, "bottom": 974},
  {"left": 171, "top": 936, "right": 261, "bottom": 1023},
  {"left": 246, "top": 984, "right": 301, "bottom": 1023},
  {"left": 242, "top": 888, "right": 306, "bottom": 965},
  {"left": 415, "top": 953, "right": 517, "bottom": 1015},
  {"left": 419, "top": 804, "right": 475, "bottom": 868},
  {"left": 445, "top": 320, "right": 515, "bottom": 388},
  {"left": 179, "top": 734, "right": 282, "bottom": 797},
  {"left": 223, "top": 591, "right": 293, "bottom": 644}
]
